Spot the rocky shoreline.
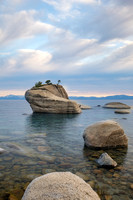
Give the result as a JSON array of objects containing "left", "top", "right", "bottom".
[{"left": 0, "top": 92, "right": 133, "bottom": 200}]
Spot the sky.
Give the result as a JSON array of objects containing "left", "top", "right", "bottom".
[{"left": 0, "top": 0, "right": 133, "bottom": 97}]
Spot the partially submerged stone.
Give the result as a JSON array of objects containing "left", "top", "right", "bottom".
[
  {"left": 83, "top": 120, "right": 128, "bottom": 149},
  {"left": 103, "top": 102, "right": 130, "bottom": 109},
  {"left": 115, "top": 110, "right": 130, "bottom": 114},
  {"left": 97, "top": 153, "right": 117, "bottom": 168},
  {"left": 79, "top": 104, "right": 91, "bottom": 110},
  {"left": 25, "top": 85, "right": 81, "bottom": 114},
  {"left": 22, "top": 172, "right": 100, "bottom": 200}
]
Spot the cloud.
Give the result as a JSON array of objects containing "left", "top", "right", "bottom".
[
  {"left": 94, "top": 44, "right": 133, "bottom": 73},
  {"left": 118, "top": 76, "right": 133, "bottom": 81},
  {"left": 0, "top": 10, "right": 55, "bottom": 47},
  {"left": 69, "top": 2, "right": 133, "bottom": 42},
  {"left": 112, "top": 0, "right": 133, "bottom": 7},
  {"left": 42, "top": 0, "right": 100, "bottom": 12},
  {"left": 0, "top": 49, "right": 52, "bottom": 77}
]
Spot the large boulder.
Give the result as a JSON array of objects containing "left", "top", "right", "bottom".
[
  {"left": 25, "top": 85, "right": 81, "bottom": 114},
  {"left": 103, "top": 102, "right": 130, "bottom": 109},
  {"left": 22, "top": 172, "right": 100, "bottom": 200},
  {"left": 83, "top": 120, "right": 128, "bottom": 149}
]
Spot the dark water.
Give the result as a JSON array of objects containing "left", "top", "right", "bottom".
[{"left": 0, "top": 100, "right": 133, "bottom": 200}]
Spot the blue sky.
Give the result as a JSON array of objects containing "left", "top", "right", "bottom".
[{"left": 0, "top": 0, "right": 133, "bottom": 97}]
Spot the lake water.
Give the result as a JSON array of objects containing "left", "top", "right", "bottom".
[{"left": 0, "top": 99, "right": 133, "bottom": 200}]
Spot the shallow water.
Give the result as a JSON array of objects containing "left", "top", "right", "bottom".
[{"left": 0, "top": 100, "right": 133, "bottom": 200}]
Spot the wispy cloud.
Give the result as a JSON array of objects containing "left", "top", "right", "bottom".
[
  {"left": 0, "top": 10, "right": 55, "bottom": 47},
  {"left": 42, "top": 0, "right": 100, "bottom": 12},
  {"left": 0, "top": 0, "right": 133, "bottom": 96},
  {"left": 0, "top": 49, "right": 52, "bottom": 77}
]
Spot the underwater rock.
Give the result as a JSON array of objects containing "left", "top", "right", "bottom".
[
  {"left": 75, "top": 172, "right": 90, "bottom": 181},
  {"left": 83, "top": 120, "right": 128, "bottom": 149},
  {"left": 97, "top": 153, "right": 117, "bottom": 168},
  {"left": 22, "top": 172, "right": 100, "bottom": 200}
]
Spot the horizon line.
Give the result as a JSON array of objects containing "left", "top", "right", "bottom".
[{"left": 0, "top": 94, "right": 133, "bottom": 98}]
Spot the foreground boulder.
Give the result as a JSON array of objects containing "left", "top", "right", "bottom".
[
  {"left": 83, "top": 120, "right": 128, "bottom": 149},
  {"left": 103, "top": 102, "right": 130, "bottom": 109},
  {"left": 22, "top": 172, "right": 100, "bottom": 200},
  {"left": 25, "top": 84, "right": 81, "bottom": 114},
  {"left": 97, "top": 153, "right": 117, "bottom": 168}
]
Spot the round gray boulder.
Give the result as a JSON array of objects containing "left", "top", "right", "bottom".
[
  {"left": 22, "top": 172, "right": 100, "bottom": 200},
  {"left": 83, "top": 120, "right": 128, "bottom": 149}
]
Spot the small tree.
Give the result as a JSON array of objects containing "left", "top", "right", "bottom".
[
  {"left": 57, "top": 80, "right": 61, "bottom": 85},
  {"left": 34, "top": 81, "right": 43, "bottom": 87},
  {"left": 45, "top": 80, "right": 52, "bottom": 85}
]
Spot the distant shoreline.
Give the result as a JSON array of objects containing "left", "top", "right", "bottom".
[{"left": 0, "top": 94, "right": 133, "bottom": 100}]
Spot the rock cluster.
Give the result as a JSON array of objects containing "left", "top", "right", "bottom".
[
  {"left": 83, "top": 120, "right": 128, "bottom": 149},
  {"left": 22, "top": 172, "right": 100, "bottom": 200},
  {"left": 25, "top": 84, "right": 81, "bottom": 114}
]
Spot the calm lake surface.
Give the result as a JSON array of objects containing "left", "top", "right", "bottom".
[{"left": 0, "top": 99, "right": 133, "bottom": 200}]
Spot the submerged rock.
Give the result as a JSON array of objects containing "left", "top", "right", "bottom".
[
  {"left": 97, "top": 153, "right": 117, "bottom": 168},
  {"left": 103, "top": 102, "right": 130, "bottom": 109},
  {"left": 79, "top": 104, "right": 91, "bottom": 110},
  {"left": 115, "top": 110, "right": 130, "bottom": 114},
  {"left": 25, "top": 84, "right": 81, "bottom": 114},
  {"left": 22, "top": 172, "right": 100, "bottom": 200},
  {"left": 83, "top": 120, "right": 128, "bottom": 149}
]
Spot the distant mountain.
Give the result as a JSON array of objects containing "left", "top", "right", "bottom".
[
  {"left": 0, "top": 94, "right": 133, "bottom": 100},
  {"left": 0, "top": 95, "right": 25, "bottom": 100},
  {"left": 70, "top": 95, "right": 133, "bottom": 100}
]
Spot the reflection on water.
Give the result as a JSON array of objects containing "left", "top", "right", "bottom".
[
  {"left": 0, "top": 100, "right": 133, "bottom": 200},
  {"left": 26, "top": 113, "right": 79, "bottom": 133}
]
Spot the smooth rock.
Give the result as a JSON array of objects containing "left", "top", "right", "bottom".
[
  {"left": 0, "top": 148, "right": 6, "bottom": 153},
  {"left": 79, "top": 104, "right": 91, "bottom": 110},
  {"left": 22, "top": 172, "right": 100, "bottom": 200},
  {"left": 97, "top": 153, "right": 117, "bottom": 168},
  {"left": 25, "top": 84, "right": 81, "bottom": 114},
  {"left": 115, "top": 110, "right": 130, "bottom": 114},
  {"left": 103, "top": 102, "right": 130, "bottom": 109},
  {"left": 83, "top": 120, "right": 128, "bottom": 148}
]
